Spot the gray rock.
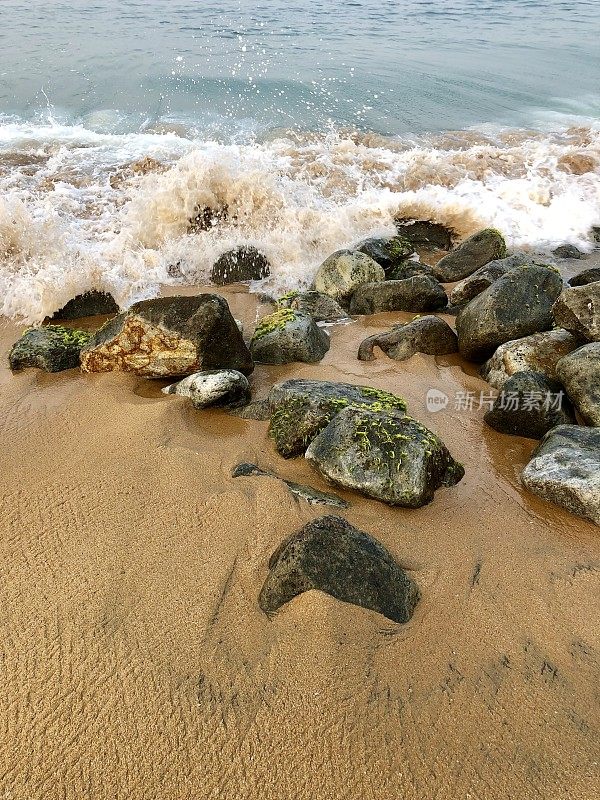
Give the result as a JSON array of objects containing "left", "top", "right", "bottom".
[
  {"left": 348, "top": 275, "right": 447, "bottom": 315},
  {"left": 51, "top": 290, "right": 119, "bottom": 320},
  {"left": 556, "top": 343, "right": 600, "bottom": 426},
  {"left": 553, "top": 244, "right": 583, "bottom": 259},
  {"left": 395, "top": 219, "right": 454, "bottom": 250},
  {"left": 228, "top": 399, "right": 271, "bottom": 420},
  {"left": 276, "top": 290, "right": 346, "bottom": 322},
  {"left": 484, "top": 371, "right": 575, "bottom": 439},
  {"left": 268, "top": 378, "right": 407, "bottom": 458},
  {"left": 305, "top": 407, "right": 464, "bottom": 507},
  {"left": 9, "top": 326, "right": 93, "bottom": 373},
  {"left": 231, "top": 463, "right": 349, "bottom": 508},
  {"left": 521, "top": 426, "right": 600, "bottom": 525},
  {"left": 385, "top": 261, "right": 437, "bottom": 282},
  {"left": 163, "top": 369, "right": 250, "bottom": 409},
  {"left": 449, "top": 253, "right": 550, "bottom": 306},
  {"left": 80, "top": 295, "right": 253, "bottom": 377},
  {"left": 482, "top": 329, "right": 584, "bottom": 389},
  {"left": 553, "top": 283, "right": 600, "bottom": 342},
  {"left": 259, "top": 515, "right": 419, "bottom": 623},
  {"left": 250, "top": 309, "right": 330, "bottom": 365},
  {"left": 358, "top": 315, "right": 457, "bottom": 362},
  {"left": 313, "top": 249, "right": 385, "bottom": 304},
  {"left": 456, "top": 265, "right": 564, "bottom": 362},
  {"left": 356, "top": 235, "right": 415, "bottom": 276},
  {"left": 433, "top": 229, "right": 507, "bottom": 282},
  {"left": 568, "top": 268, "right": 600, "bottom": 287},
  {"left": 211, "top": 246, "right": 270, "bottom": 285}
]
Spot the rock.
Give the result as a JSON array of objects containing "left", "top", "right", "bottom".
[
  {"left": 258, "top": 515, "right": 419, "bottom": 623},
  {"left": 9, "top": 325, "right": 93, "bottom": 373},
  {"left": 556, "top": 343, "right": 600, "bottom": 426},
  {"left": 231, "top": 463, "right": 349, "bottom": 508},
  {"left": 348, "top": 275, "right": 447, "bottom": 315},
  {"left": 484, "top": 371, "right": 575, "bottom": 439},
  {"left": 189, "top": 204, "right": 228, "bottom": 232},
  {"left": 433, "top": 229, "right": 507, "bottom": 282},
  {"left": 80, "top": 295, "right": 253, "bottom": 377},
  {"left": 395, "top": 219, "right": 454, "bottom": 250},
  {"left": 163, "top": 369, "right": 250, "bottom": 409},
  {"left": 356, "top": 235, "right": 415, "bottom": 276},
  {"left": 552, "top": 283, "right": 600, "bottom": 341},
  {"left": 553, "top": 244, "right": 583, "bottom": 259},
  {"left": 211, "top": 246, "right": 270, "bottom": 285},
  {"left": 521, "top": 426, "right": 600, "bottom": 525},
  {"left": 385, "top": 261, "right": 436, "bottom": 282},
  {"left": 250, "top": 309, "right": 330, "bottom": 365},
  {"left": 51, "top": 290, "right": 119, "bottom": 320},
  {"left": 456, "top": 265, "right": 564, "bottom": 362},
  {"left": 313, "top": 249, "right": 385, "bottom": 304},
  {"left": 228, "top": 399, "right": 271, "bottom": 420},
  {"left": 276, "top": 290, "right": 346, "bottom": 322},
  {"left": 358, "top": 315, "right": 457, "bottom": 362},
  {"left": 568, "top": 268, "right": 600, "bottom": 287},
  {"left": 268, "top": 378, "right": 407, "bottom": 458},
  {"left": 448, "top": 253, "right": 549, "bottom": 306},
  {"left": 305, "top": 407, "right": 464, "bottom": 507},
  {"left": 482, "top": 329, "right": 583, "bottom": 389}
]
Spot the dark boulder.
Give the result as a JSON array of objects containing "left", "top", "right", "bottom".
[
  {"left": 211, "top": 245, "right": 270, "bottom": 285},
  {"left": 449, "top": 253, "right": 550, "bottom": 306},
  {"left": 556, "top": 343, "right": 600, "bottom": 426},
  {"left": 163, "top": 369, "right": 250, "bottom": 409},
  {"left": 433, "top": 228, "right": 507, "bottom": 282},
  {"left": 552, "top": 282, "right": 600, "bottom": 342},
  {"left": 268, "top": 378, "right": 407, "bottom": 458},
  {"left": 568, "top": 268, "right": 600, "bottom": 287},
  {"left": 484, "top": 371, "right": 575, "bottom": 439},
  {"left": 51, "top": 290, "right": 119, "bottom": 320},
  {"left": 9, "top": 325, "right": 93, "bottom": 373},
  {"left": 80, "top": 294, "right": 253, "bottom": 377},
  {"left": 553, "top": 244, "right": 583, "bottom": 259},
  {"left": 356, "top": 235, "right": 415, "bottom": 276},
  {"left": 348, "top": 275, "right": 447, "bottom": 315},
  {"left": 250, "top": 309, "right": 330, "bottom": 365},
  {"left": 358, "top": 315, "right": 458, "bottom": 362},
  {"left": 522, "top": 426, "right": 600, "bottom": 525},
  {"left": 276, "top": 290, "right": 346, "bottom": 322},
  {"left": 305, "top": 407, "right": 464, "bottom": 507},
  {"left": 231, "top": 463, "right": 349, "bottom": 508},
  {"left": 259, "top": 515, "right": 419, "bottom": 623},
  {"left": 395, "top": 219, "right": 454, "bottom": 250},
  {"left": 385, "top": 260, "right": 436, "bottom": 282},
  {"left": 456, "top": 265, "right": 564, "bottom": 362}
]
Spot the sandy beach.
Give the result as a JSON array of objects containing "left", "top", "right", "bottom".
[{"left": 1, "top": 279, "right": 599, "bottom": 799}]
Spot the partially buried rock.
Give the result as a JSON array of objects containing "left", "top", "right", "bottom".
[
  {"left": 568, "top": 268, "right": 600, "bottom": 287},
  {"left": 449, "top": 253, "right": 550, "bottom": 307},
  {"left": 521, "top": 426, "right": 600, "bottom": 525},
  {"left": 231, "top": 463, "right": 348, "bottom": 508},
  {"left": 276, "top": 290, "right": 346, "bottom": 322},
  {"left": 348, "top": 275, "right": 447, "bottom": 315},
  {"left": 553, "top": 244, "right": 583, "bottom": 259},
  {"left": 51, "top": 290, "right": 119, "bottom": 320},
  {"left": 268, "top": 378, "right": 407, "bottom": 458},
  {"left": 163, "top": 369, "right": 250, "bottom": 409},
  {"left": 356, "top": 235, "right": 415, "bottom": 276},
  {"left": 552, "top": 282, "right": 600, "bottom": 342},
  {"left": 556, "top": 343, "right": 600, "bottom": 426},
  {"left": 313, "top": 249, "right": 384, "bottom": 305},
  {"left": 259, "top": 515, "right": 419, "bottom": 623},
  {"left": 9, "top": 325, "right": 93, "bottom": 373},
  {"left": 433, "top": 228, "right": 507, "bottom": 283},
  {"left": 80, "top": 295, "right": 253, "bottom": 377},
  {"left": 358, "top": 315, "right": 457, "bottom": 362},
  {"left": 482, "top": 329, "right": 584, "bottom": 389},
  {"left": 250, "top": 309, "right": 330, "bottom": 365},
  {"left": 395, "top": 219, "right": 454, "bottom": 250},
  {"left": 456, "top": 265, "right": 564, "bottom": 362},
  {"left": 305, "top": 407, "right": 464, "bottom": 507},
  {"left": 484, "top": 371, "right": 575, "bottom": 439},
  {"left": 211, "top": 245, "right": 270, "bottom": 285}
]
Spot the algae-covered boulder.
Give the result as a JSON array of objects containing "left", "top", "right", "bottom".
[
  {"left": 163, "top": 369, "right": 250, "bottom": 409},
  {"left": 268, "top": 378, "right": 407, "bottom": 458},
  {"left": 483, "top": 371, "right": 575, "bottom": 439},
  {"left": 276, "top": 290, "right": 346, "bottom": 322},
  {"left": 521, "top": 426, "right": 600, "bottom": 525},
  {"left": 356, "top": 235, "right": 415, "bottom": 276},
  {"left": 51, "top": 290, "right": 119, "bottom": 320},
  {"left": 211, "top": 245, "right": 270, "bottom": 285},
  {"left": 395, "top": 219, "right": 454, "bottom": 250},
  {"left": 348, "top": 275, "right": 447, "bottom": 315},
  {"left": 433, "top": 229, "right": 507, "bottom": 282},
  {"left": 556, "top": 343, "right": 600, "bottom": 426},
  {"left": 481, "top": 329, "right": 583, "bottom": 389},
  {"left": 80, "top": 295, "right": 253, "bottom": 377},
  {"left": 568, "top": 268, "right": 600, "bottom": 287},
  {"left": 358, "top": 315, "right": 458, "bottom": 362},
  {"left": 552, "top": 282, "right": 600, "bottom": 342},
  {"left": 448, "top": 253, "right": 548, "bottom": 306},
  {"left": 259, "top": 515, "right": 419, "bottom": 623},
  {"left": 250, "top": 309, "right": 330, "bottom": 365},
  {"left": 305, "top": 407, "right": 464, "bottom": 508},
  {"left": 9, "top": 326, "right": 93, "bottom": 372},
  {"left": 456, "top": 265, "right": 564, "bottom": 362},
  {"left": 313, "top": 249, "right": 384, "bottom": 304}
]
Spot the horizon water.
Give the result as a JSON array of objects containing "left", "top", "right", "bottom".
[{"left": 1, "top": 0, "right": 599, "bottom": 322}]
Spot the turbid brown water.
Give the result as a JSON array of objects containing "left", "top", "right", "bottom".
[{"left": 0, "top": 285, "right": 599, "bottom": 799}]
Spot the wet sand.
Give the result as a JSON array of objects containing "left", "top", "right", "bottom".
[{"left": 0, "top": 285, "right": 599, "bottom": 799}]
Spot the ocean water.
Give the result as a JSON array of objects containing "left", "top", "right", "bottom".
[{"left": 0, "top": 0, "right": 599, "bottom": 321}]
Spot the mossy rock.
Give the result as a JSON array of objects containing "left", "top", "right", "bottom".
[
  {"left": 433, "top": 228, "right": 508, "bottom": 282},
  {"left": 250, "top": 309, "right": 330, "bottom": 365},
  {"left": 276, "top": 290, "right": 346, "bottom": 322},
  {"left": 356, "top": 236, "right": 416, "bottom": 276},
  {"left": 9, "top": 325, "right": 93, "bottom": 372}
]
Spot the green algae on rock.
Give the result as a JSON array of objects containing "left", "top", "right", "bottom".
[
  {"left": 250, "top": 309, "right": 330, "bottom": 365},
  {"left": 9, "top": 325, "right": 93, "bottom": 372}
]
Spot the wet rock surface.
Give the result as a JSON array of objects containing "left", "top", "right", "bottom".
[
  {"left": 556, "top": 343, "right": 600, "bottom": 426},
  {"left": 9, "top": 325, "right": 93, "bottom": 373},
  {"left": 395, "top": 219, "right": 454, "bottom": 250},
  {"left": 231, "top": 463, "right": 349, "bottom": 508},
  {"left": 210, "top": 246, "right": 271, "bottom": 285},
  {"left": 358, "top": 315, "right": 458, "bottom": 362},
  {"left": 348, "top": 275, "right": 447, "bottom": 315},
  {"left": 250, "top": 309, "right": 330, "bottom": 364},
  {"left": 313, "top": 249, "right": 385, "bottom": 304},
  {"left": 552, "top": 282, "right": 600, "bottom": 342},
  {"left": 356, "top": 235, "right": 416, "bottom": 276},
  {"left": 568, "top": 267, "right": 600, "bottom": 287},
  {"left": 163, "top": 369, "right": 250, "bottom": 409},
  {"left": 433, "top": 229, "right": 507, "bottom": 282},
  {"left": 276, "top": 290, "right": 346, "bottom": 322},
  {"left": 51, "top": 290, "right": 119, "bottom": 320},
  {"left": 448, "top": 253, "right": 550, "bottom": 307}
]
